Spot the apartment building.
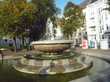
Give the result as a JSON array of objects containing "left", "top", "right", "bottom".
[{"left": 83, "top": 0, "right": 110, "bottom": 49}]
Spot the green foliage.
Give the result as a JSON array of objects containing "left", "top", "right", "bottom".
[
  {"left": 32, "top": 0, "right": 58, "bottom": 18},
  {"left": 61, "top": 2, "right": 84, "bottom": 39},
  {"left": 106, "top": 1, "right": 110, "bottom": 11},
  {"left": 0, "top": 0, "right": 36, "bottom": 38},
  {"left": 28, "top": 0, "right": 59, "bottom": 40},
  {"left": 0, "top": 0, "right": 59, "bottom": 41}
]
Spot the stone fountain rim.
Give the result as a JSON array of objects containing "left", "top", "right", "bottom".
[
  {"left": 31, "top": 40, "right": 73, "bottom": 45},
  {"left": 13, "top": 61, "right": 93, "bottom": 75}
]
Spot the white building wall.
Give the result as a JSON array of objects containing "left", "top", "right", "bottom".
[{"left": 84, "top": 0, "right": 110, "bottom": 49}]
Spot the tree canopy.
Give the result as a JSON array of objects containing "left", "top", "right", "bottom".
[
  {"left": 0, "top": 0, "right": 59, "bottom": 41},
  {"left": 61, "top": 2, "right": 84, "bottom": 39},
  {"left": 0, "top": 0, "right": 36, "bottom": 38},
  {"left": 30, "top": 0, "right": 59, "bottom": 41}
]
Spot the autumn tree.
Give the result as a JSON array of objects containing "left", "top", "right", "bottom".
[{"left": 0, "top": 0, "right": 36, "bottom": 51}]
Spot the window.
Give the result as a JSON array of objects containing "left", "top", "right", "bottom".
[
  {"left": 99, "top": 19, "right": 101, "bottom": 24},
  {"left": 79, "top": 33, "right": 81, "bottom": 35},
  {"left": 90, "top": 17, "right": 94, "bottom": 20},
  {"left": 91, "top": 28, "right": 96, "bottom": 31},
  {"left": 108, "top": 35, "right": 110, "bottom": 39},
  {"left": 95, "top": 35, "right": 96, "bottom": 39},
  {"left": 100, "top": 26, "right": 102, "bottom": 33},
  {"left": 90, "top": 26, "right": 95, "bottom": 28},
  {"left": 106, "top": 25, "right": 109, "bottom": 30},
  {"left": 105, "top": 15, "right": 108, "bottom": 20},
  {"left": 102, "top": 35, "right": 104, "bottom": 39}
]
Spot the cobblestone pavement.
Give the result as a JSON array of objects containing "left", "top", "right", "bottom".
[
  {"left": 74, "top": 48, "right": 110, "bottom": 55},
  {"left": 74, "top": 48, "right": 110, "bottom": 62},
  {"left": 0, "top": 50, "right": 26, "bottom": 60},
  {"left": 71, "top": 48, "right": 110, "bottom": 82}
]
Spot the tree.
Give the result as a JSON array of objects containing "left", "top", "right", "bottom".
[
  {"left": 103, "top": 0, "right": 110, "bottom": 11},
  {"left": 61, "top": 2, "right": 84, "bottom": 39},
  {"left": 0, "top": 0, "right": 59, "bottom": 51},
  {"left": 0, "top": 0, "right": 36, "bottom": 51},
  {"left": 29, "top": 0, "right": 59, "bottom": 41}
]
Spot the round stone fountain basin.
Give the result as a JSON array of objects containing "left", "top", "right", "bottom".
[
  {"left": 31, "top": 40, "right": 73, "bottom": 53},
  {"left": 13, "top": 57, "right": 92, "bottom": 75}
]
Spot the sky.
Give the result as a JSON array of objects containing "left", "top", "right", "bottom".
[{"left": 55, "top": 0, "right": 84, "bottom": 16}]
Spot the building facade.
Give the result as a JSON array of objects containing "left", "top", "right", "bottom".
[{"left": 83, "top": 0, "right": 110, "bottom": 49}]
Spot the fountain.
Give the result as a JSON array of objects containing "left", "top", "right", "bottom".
[{"left": 13, "top": 18, "right": 92, "bottom": 75}]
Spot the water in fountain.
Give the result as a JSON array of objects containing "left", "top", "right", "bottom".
[
  {"left": 45, "top": 18, "right": 55, "bottom": 40},
  {"left": 41, "top": 18, "right": 63, "bottom": 40},
  {"left": 55, "top": 25, "right": 63, "bottom": 40}
]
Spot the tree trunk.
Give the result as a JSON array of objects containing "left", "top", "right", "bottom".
[
  {"left": 13, "top": 37, "right": 17, "bottom": 52},
  {"left": 22, "top": 36, "right": 25, "bottom": 49}
]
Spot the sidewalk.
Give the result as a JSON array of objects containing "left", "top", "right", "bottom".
[
  {"left": 74, "top": 48, "right": 110, "bottom": 62},
  {"left": 0, "top": 50, "right": 26, "bottom": 60}
]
